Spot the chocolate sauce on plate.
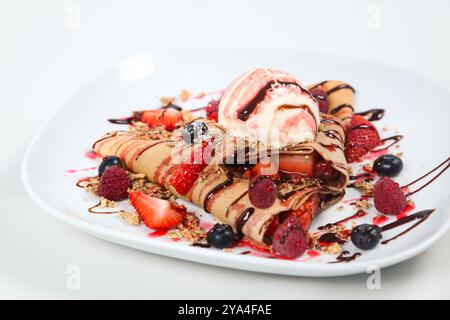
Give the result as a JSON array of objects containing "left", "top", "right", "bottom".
[
  {"left": 403, "top": 156, "right": 450, "bottom": 197},
  {"left": 380, "top": 209, "right": 435, "bottom": 244},
  {"left": 329, "top": 251, "right": 362, "bottom": 263}
]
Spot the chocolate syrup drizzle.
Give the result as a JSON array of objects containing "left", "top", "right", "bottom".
[
  {"left": 87, "top": 202, "right": 121, "bottom": 214},
  {"left": 309, "top": 80, "right": 355, "bottom": 95},
  {"left": 355, "top": 108, "right": 385, "bottom": 122},
  {"left": 236, "top": 208, "right": 255, "bottom": 234},
  {"left": 236, "top": 81, "right": 312, "bottom": 121},
  {"left": 319, "top": 233, "right": 346, "bottom": 245},
  {"left": 318, "top": 210, "right": 367, "bottom": 230},
  {"left": 402, "top": 157, "right": 450, "bottom": 197},
  {"left": 371, "top": 135, "right": 404, "bottom": 152},
  {"left": 330, "top": 103, "right": 354, "bottom": 115},
  {"left": 380, "top": 209, "right": 435, "bottom": 244},
  {"left": 203, "top": 176, "right": 234, "bottom": 213},
  {"left": 329, "top": 251, "right": 362, "bottom": 264}
]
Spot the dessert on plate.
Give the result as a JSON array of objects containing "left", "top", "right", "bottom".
[{"left": 76, "top": 67, "right": 449, "bottom": 261}]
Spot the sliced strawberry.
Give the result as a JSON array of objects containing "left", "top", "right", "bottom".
[
  {"left": 169, "top": 163, "right": 207, "bottom": 195},
  {"left": 345, "top": 115, "right": 382, "bottom": 163},
  {"left": 278, "top": 153, "right": 317, "bottom": 176},
  {"left": 140, "top": 109, "right": 164, "bottom": 127},
  {"left": 129, "top": 190, "right": 186, "bottom": 229},
  {"left": 138, "top": 108, "right": 182, "bottom": 131},
  {"left": 160, "top": 108, "right": 183, "bottom": 131},
  {"left": 169, "top": 141, "right": 212, "bottom": 195},
  {"left": 290, "top": 194, "right": 320, "bottom": 231}
]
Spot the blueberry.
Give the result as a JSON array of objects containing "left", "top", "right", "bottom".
[
  {"left": 351, "top": 224, "right": 382, "bottom": 250},
  {"left": 182, "top": 121, "right": 208, "bottom": 144},
  {"left": 98, "top": 156, "right": 123, "bottom": 176},
  {"left": 373, "top": 154, "right": 403, "bottom": 177},
  {"left": 206, "top": 224, "right": 238, "bottom": 249}
]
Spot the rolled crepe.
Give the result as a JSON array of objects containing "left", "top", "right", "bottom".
[
  {"left": 93, "top": 115, "right": 348, "bottom": 246},
  {"left": 307, "top": 81, "right": 355, "bottom": 126}
]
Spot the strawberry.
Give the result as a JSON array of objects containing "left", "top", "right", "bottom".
[
  {"left": 278, "top": 153, "right": 317, "bottom": 176},
  {"left": 129, "top": 190, "right": 186, "bottom": 229},
  {"left": 169, "top": 163, "right": 207, "bottom": 195},
  {"left": 205, "top": 99, "right": 219, "bottom": 122},
  {"left": 290, "top": 194, "right": 320, "bottom": 231},
  {"left": 160, "top": 108, "right": 183, "bottom": 131},
  {"left": 345, "top": 115, "right": 382, "bottom": 163},
  {"left": 138, "top": 108, "right": 182, "bottom": 131},
  {"left": 140, "top": 109, "right": 164, "bottom": 127},
  {"left": 169, "top": 141, "right": 212, "bottom": 195}
]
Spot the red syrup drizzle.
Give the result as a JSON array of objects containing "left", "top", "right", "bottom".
[
  {"left": 188, "top": 90, "right": 223, "bottom": 102},
  {"left": 343, "top": 195, "right": 371, "bottom": 205},
  {"left": 67, "top": 167, "right": 97, "bottom": 174},
  {"left": 233, "top": 238, "right": 292, "bottom": 260},
  {"left": 306, "top": 250, "right": 320, "bottom": 258},
  {"left": 318, "top": 210, "right": 367, "bottom": 230},
  {"left": 149, "top": 229, "right": 168, "bottom": 238},
  {"left": 396, "top": 201, "right": 415, "bottom": 220},
  {"left": 84, "top": 151, "right": 101, "bottom": 160},
  {"left": 372, "top": 215, "right": 389, "bottom": 225}
]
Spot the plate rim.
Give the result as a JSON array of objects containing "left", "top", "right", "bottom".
[{"left": 21, "top": 48, "right": 450, "bottom": 277}]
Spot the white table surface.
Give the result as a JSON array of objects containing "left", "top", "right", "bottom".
[{"left": 1, "top": 0, "right": 449, "bottom": 299}]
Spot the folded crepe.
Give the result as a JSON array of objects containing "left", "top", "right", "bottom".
[
  {"left": 308, "top": 80, "right": 355, "bottom": 126},
  {"left": 92, "top": 114, "right": 349, "bottom": 246}
]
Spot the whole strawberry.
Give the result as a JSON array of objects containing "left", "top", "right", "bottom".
[
  {"left": 345, "top": 115, "right": 381, "bottom": 163},
  {"left": 373, "top": 177, "right": 407, "bottom": 215},
  {"left": 97, "top": 166, "right": 130, "bottom": 201}
]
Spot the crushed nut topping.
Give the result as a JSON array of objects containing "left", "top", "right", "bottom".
[
  {"left": 166, "top": 212, "right": 207, "bottom": 244},
  {"left": 119, "top": 210, "right": 141, "bottom": 225},
  {"left": 100, "top": 197, "right": 117, "bottom": 208},
  {"left": 355, "top": 199, "right": 372, "bottom": 210},
  {"left": 352, "top": 180, "right": 374, "bottom": 196},
  {"left": 179, "top": 90, "right": 191, "bottom": 102},
  {"left": 160, "top": 96, "right": 176, "bottom": 106}
]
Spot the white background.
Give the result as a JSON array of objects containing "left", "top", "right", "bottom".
[{"left": 1, "top": 0, "right": 449, "bottom": 299}]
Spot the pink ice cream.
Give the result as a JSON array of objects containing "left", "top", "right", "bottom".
[{"left": 218, "top": 68, "right": 320, "bottom": 148}]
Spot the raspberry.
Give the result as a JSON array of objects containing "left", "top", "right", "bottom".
[
  {"left": 248, "top": 176, "right": 277, "bottom": 209},
  {"left": 373, "top": 177, "right": 406, "bottom": 215},
  {"left": 97, "top": 166, "right": 130, "bottom": 201},
  {"left": 272, "top": 216, "right": 308, "bottom": 259}
]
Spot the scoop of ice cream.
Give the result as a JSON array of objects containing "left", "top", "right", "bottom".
[{"left": 218, "top": 68, "right": 320, "bottom": 148}]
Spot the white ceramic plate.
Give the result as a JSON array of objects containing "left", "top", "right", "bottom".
[{"left": 22, "top": 48, "right": 450, "bottom": 276}]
